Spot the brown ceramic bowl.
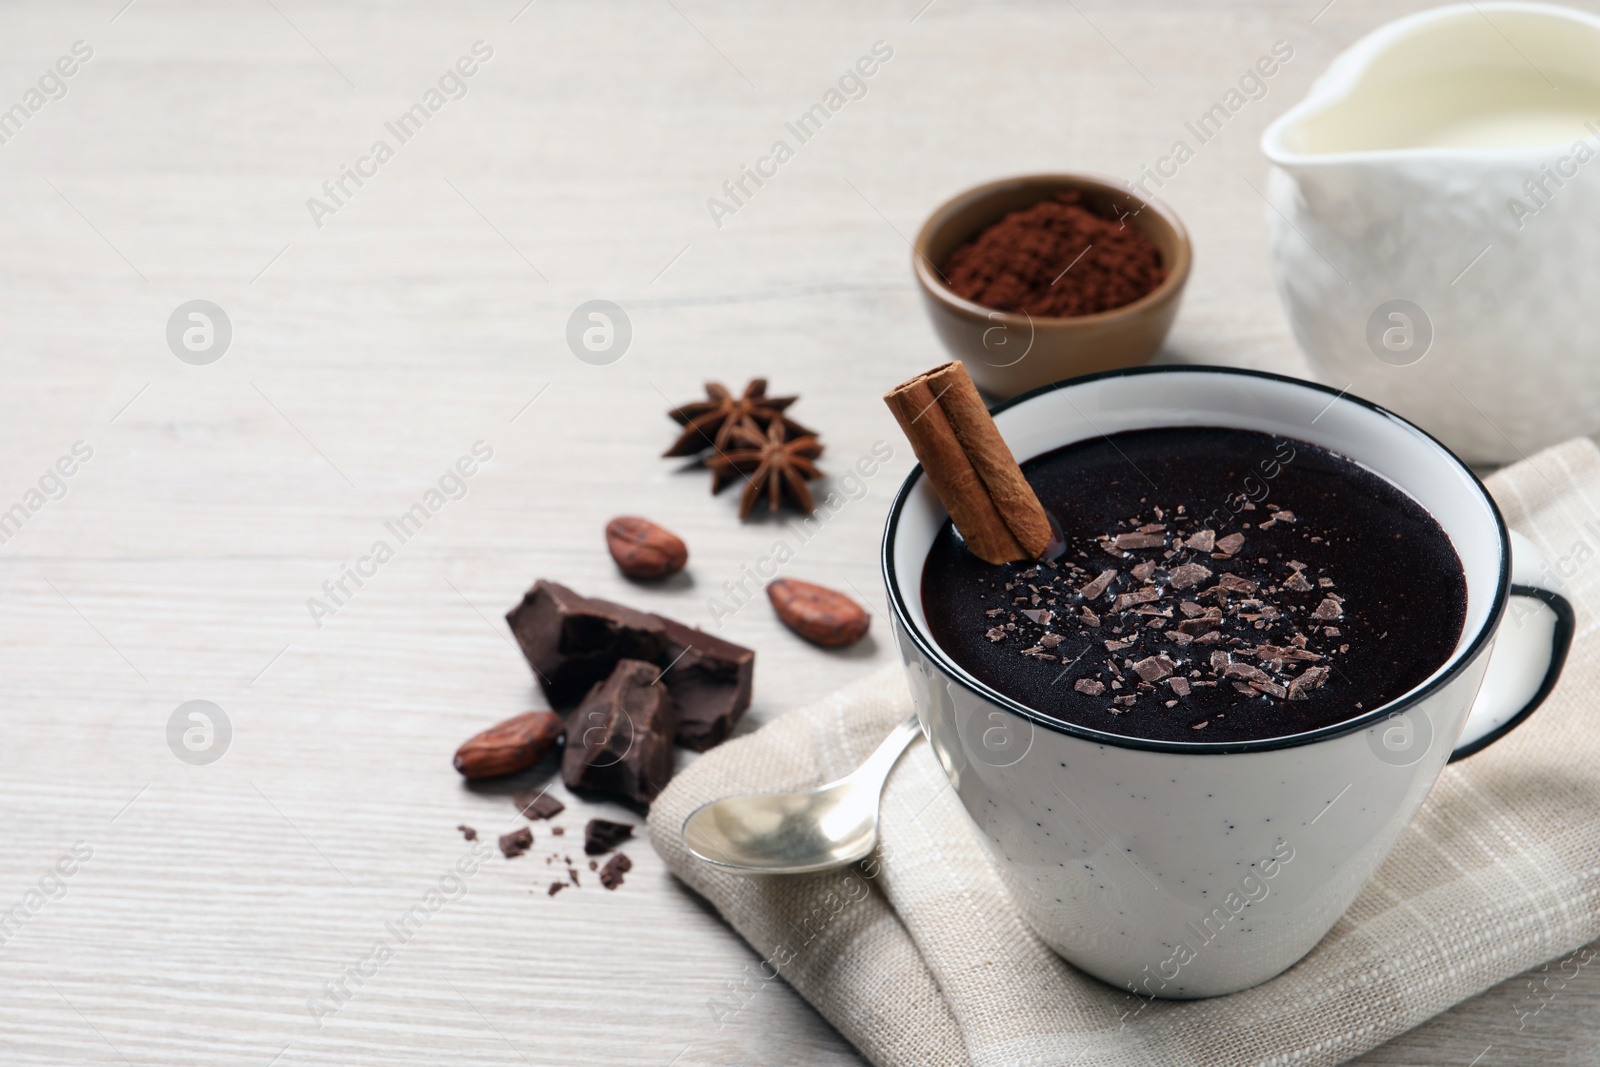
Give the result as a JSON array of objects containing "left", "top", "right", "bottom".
[{"left": 912, "top": 173, "right": 1191, "bottom": 399}]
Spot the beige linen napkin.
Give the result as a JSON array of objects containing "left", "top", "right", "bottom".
[{"left": 648, "top": 437, "right": 1600, "bottom": 1067}]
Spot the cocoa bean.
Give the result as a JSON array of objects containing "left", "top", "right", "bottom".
[
  {"left": 605, "top": 516, "right": 688, "bottom": 579},
  {"left": 453, "top": 710, "right": 563, "bottom": 779},
  {"left": 766, "top": 578, "right": 870, "bottom": 647}
]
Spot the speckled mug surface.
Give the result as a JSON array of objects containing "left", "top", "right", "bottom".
[{"left": 882, "top": 367, "right": 1573, "bottom": 997}]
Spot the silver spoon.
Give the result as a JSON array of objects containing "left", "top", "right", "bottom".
[{"left": 681, "top": 714, "right": 924, "bottom": 876}]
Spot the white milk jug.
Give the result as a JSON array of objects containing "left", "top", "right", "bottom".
[{"left": 1261, "top": 2, "right": 1600, "bottom": 463}]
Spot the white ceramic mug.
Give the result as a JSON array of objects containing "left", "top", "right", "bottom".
[{"left": 882, "top": 367, "right": 1573, "bottom": 997}]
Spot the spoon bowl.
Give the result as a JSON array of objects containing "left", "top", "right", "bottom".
[{"left": 681, "top": 714, "right": 922, "bottom": 876}]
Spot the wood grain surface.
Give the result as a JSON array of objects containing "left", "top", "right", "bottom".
[{"left": 0, "top": 1, "right": 1595, "bottom": 1063}]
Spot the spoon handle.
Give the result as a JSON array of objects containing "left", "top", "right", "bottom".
[{"left": 850, "top": 713, "right": 923, "bottom": 794}]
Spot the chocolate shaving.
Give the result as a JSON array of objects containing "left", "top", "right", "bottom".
[
  {"left": 1079, "top": 570, "right": 1117, "bottom": 599},
  {"left": 1131, "top": 655, "right": 1175, "bottom": 682},
  {"left": 1167, "top": 562, "right": 1212, "bottom": 590},
  {"left": 1112, "top": 588, "right": 1160, "bottom": 612},
  {"left": 1311, "top": 597, "right": 1343, "bottom": 620}
]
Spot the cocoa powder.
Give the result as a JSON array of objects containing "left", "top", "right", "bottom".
[{"left": 940, "top": 191, "right": 1165, "bottom": 317}]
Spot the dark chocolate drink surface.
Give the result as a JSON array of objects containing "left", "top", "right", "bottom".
[{"left": 920, "top": 427, "right": 1468, "bottom": 744}]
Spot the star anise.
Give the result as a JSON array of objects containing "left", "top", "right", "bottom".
[
  {"left": 706, "top": 420, "right": 824, "bottom": 519},
  {"left": 663, "top": 378, "right": 813, "bottom": 457}
]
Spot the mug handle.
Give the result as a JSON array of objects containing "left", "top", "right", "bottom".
[{"left": 1450, "top": 531, "right": 1576, "bottom": 761}]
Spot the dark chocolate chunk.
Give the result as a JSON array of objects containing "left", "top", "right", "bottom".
[
  {"left": 505, "top": 580, "right": 667, "bottom": 707},
  {"left": 599, "top": 852, "right": 633, "bottom": 890},
  {"left": 562, "top": 660, "right": 677, "bottom": 805},
  {"left": 585, "top": 818, "right": 635, "bottom": 855},
  {"left": 499, "top": 827, "right": 533, "bottom": 859},
  {"left": 456, "top": 824, "right": 477, "bottom": 841},
  {"left": 514, "top": 789, "right": 565, "bottom": 821},
  {"left": 1074, "top": 678, "right": 1105, "bottom": 696},
  {"left": 653, "top": 616, "right": 754, "bottom": 752},
  {"left": 548, "top": 881, "right": 565, "bottom": 896}
]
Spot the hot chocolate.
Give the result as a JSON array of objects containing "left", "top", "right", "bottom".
[{"left": 921, "top": 426, "right": 1468, "bottom": 743}]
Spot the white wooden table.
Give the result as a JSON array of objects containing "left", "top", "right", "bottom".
[{"left": 1, "top": 1, "right": 1594, "bottom": 1063}]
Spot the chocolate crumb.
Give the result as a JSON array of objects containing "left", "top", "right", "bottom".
[
  {"left": 552, "top": 826, "right": 565, "bottom": 836},
  {"left": 499, "top": 827, "right": 533, "bottom": 859},
  {"left": 599, "top": 852, "right": 633, "bottom": 890},
  {"left": 1215, "top": 533, "right": 1246, "bottom": 556},
  {"left": 548, "top": 881, "right": 565, "bottom": 896},
  {"left": 1185, "top": 530, "right": 1215, "bottom": 551},
  {"left": 456, "top": 824, "right": 478, "bottom": 841},
  {"left": 514, "top": 789, "right": 566, "bottom": 821}
]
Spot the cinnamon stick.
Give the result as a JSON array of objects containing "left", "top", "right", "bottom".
[{"left": 884, "top": 362, "right": 1052, "bottom": 564}]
